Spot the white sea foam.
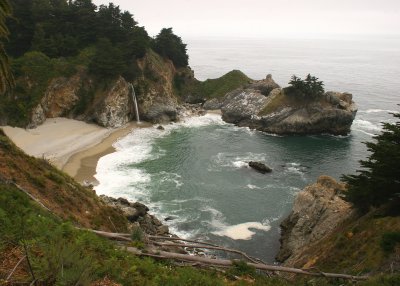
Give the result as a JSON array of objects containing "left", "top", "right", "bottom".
[
  {"left": 213, "top": 222, "right": 271, "bottom": 240},
  {"left": 95, "top": 114, "right": 225, "bottom": 198},
  {"left": 359, "top": 109, "right": 397, "bottom": 114},
  {"left": 247, "top": 184, "right": 261, "bottom": 190},
  {"left": 352, "top": 119, "right": 382, "bottom": 133},
  {"left": 201, "top": 206, "right": 270, "bottom": 240}
]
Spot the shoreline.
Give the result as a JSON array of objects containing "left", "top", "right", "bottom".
[
  {"left": 63, "top": 121, "right": 152, "bottom": 184},
  {"left": 2, "top": 110, "right": 221, "bottom": 186}
]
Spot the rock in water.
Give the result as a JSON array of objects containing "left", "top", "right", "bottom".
[
  {"left": 219, "top": 74, "right": 357, "bottom": 135},
  {"left": 276, "top": 176, "right": 353, "bottom": 266},
  {"left": 248, "top": 161, "right": 272, "bottom": 173}
]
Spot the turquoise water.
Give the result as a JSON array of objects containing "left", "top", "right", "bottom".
[{"left": 95, "top": 36, "right": 400, "bottom": 262}]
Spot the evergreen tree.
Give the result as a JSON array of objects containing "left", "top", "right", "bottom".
[
  {"left": 89, "top": 37, "right": 125, "bottom": 80},
  {"left": 285, "top": 74, "right": 324, "bottom": 99},
  {"left": 342, "top": 111, "right": 400, "bottom": 213},
  {"left": 153, "top": 28, "right": 188, "bottom": 68}
]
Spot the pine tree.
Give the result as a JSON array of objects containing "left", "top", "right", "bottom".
[{"left": 342, "top": 110, "right": 400, "bottom": 213}]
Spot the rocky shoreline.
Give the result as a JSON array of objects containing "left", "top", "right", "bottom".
[{"left": 100, "top": 195, "right": 171, "bottom": 236}]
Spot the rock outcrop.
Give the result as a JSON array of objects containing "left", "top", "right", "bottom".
[
  {"left": 41, "top": 71, "right": 84, "bottom": 118},
  {"left": 93, "top": 77, "right": 132, "bottom": 128},
  {"left": 136, "top": 51, "right": 180, "bottom": 123},
  {"left": 28, "top": 103, "right": 46, "bottom": 128},
  {"left": 276, "top": 176, "right": 353, "bottom": 265},
  {"left": 26, "top": 50, "right": 190, "bottom": 128},
  {"left": 219, "top": 75, "right": 357, "bottom": 135},
  {"left": 100, "top": 195, "right": 170, "bottom": 235}
]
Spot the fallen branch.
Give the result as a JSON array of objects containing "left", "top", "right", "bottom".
[
  {"left": 148, "top": 235, "right": 221, "bottom": 248},
  {"left": 152, "top": 241, "right": 259, "bottom": 264},
  {"left": 83, "top": 229, "right": 131, "bottom": 242},
  {"left": 124, "top": 246, "right": 369, "bottom": 281},
  {"left": 6, "top": 255, "right": 27, "bottom": 282}
]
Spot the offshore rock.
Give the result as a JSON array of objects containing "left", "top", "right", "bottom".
[
  {"left": 276, "top": 176, "right": 353, "bottom": 265},
  {"left": 248, "top": 161, "right": 272, "bottom": 174},
  {"left": 220, "top": 75, "right": 357, "bottom": 135}
]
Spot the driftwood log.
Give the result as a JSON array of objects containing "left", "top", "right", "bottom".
[{"left": 89, "top": 229, "right": 369, "bottom": 281}]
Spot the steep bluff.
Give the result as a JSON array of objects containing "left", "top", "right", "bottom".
[
  {"left": 26, "top": 50, "right": 186, "bottom": 128},
  {"left": 276, "top": 176, "right": 353, "bottom": 266}
]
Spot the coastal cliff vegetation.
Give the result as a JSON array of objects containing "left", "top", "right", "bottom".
[{"left": 0, "top": 0, "right": 191, "bottom": 126}]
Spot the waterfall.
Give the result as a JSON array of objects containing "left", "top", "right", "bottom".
[{"left": 130, "top": 84, "right": 140, "bottom": 123}]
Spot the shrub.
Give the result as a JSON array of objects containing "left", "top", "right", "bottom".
[{"left": 380, "top": 232, "right": 400, "bottom": 253}]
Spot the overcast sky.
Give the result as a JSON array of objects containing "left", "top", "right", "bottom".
[{"left": 92, "top": 0, "right": 400, "bottom": 38}]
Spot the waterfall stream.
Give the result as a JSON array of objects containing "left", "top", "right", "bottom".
[{"left": 130, "top": 84, "right": 140, "bottom": 123}]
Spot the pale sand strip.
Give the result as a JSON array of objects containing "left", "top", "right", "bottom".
[
  {"left": 63, "top": 121, "right": 152, "bottom": 184},
  {"left": 2, "top": 118, "right": 111, "bottom": 168},
  {"left": 2, "top": 118, "right": 150, "bottom": 184}
]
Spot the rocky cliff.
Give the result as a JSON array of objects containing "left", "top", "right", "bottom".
[
  {"left": 135, "top": 50, "right": 180, "bottom": 123},
  {"left": 276, "top": 176, "right": 353, "bottom": 266},
  {"left": 215, "top": 75, "right": 357, "bottom": 135},
  {"left": 26, "top": 50, "right": 188, "bottom": 128}
]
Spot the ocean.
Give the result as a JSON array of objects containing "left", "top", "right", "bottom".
[{"left": 94, "top": 36, "right": 400, "bottom": 262}]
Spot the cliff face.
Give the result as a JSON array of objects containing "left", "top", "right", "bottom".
[
  {"left": 218, "top": 75, "right": 357, "bottom": 135},
  {"left": 26, "top": 50, "right": 187, "bottom": 128},
  {"left": 276, "top": 176, "right": 353, "bottom": 265},
  {"left": 136, "top": 50, "right": 180, "bottom": 123}
]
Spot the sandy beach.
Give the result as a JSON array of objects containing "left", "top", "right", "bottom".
[
  {"left": 2, "top": 118, "right": 151, "bottom": 184},
  {"left": 2, "top": 111, "right": 217, "bottom": 185}
]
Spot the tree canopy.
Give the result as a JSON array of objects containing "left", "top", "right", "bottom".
[
  {"left": 152, "top": 28, "right": 189, "bottom": 68},
  {"left": 5, "top": 0, "right": 189, "bottom": 81},
  {"left": 342, "top": 110, "right": 400, "bottom": 213},
  {"left": 284, "top": 74, "right": 324, "bottom": 99}
]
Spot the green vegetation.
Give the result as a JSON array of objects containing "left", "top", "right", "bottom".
[
  {"left": 198, "top": 70, "right": 251, "bottom": 99},
  {"left": 0, "top": 0, "right": 191, "bottom": 126},
  {"left": 342, "top": 111, "right": 400, "bottom": 213},
  {"left": 284, "top": 74, "right": 324, "bottom": 99},
  {"left": 0, "top": 185, "right": 215, "bottom": 284},
  {"left": 380, "top": 232, "right": 400, "bottom": 253},
  {"left": 0, "top": 51, "right": 76, "bottom": 126},
  {"left": 153, "top": 27, "right": 188, "bottom": 68},
  {"left": 177, "top": 70, "right": 251, "bottom": 101}
]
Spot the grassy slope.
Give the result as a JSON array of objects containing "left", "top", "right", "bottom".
[
  {"left": 299, "top": 212, "right": 400, "bottom": 275},
  {"left": 198, "top": 70, "right": 252, "bottom": 99},
  {"left": 284, "top": 210, "right": 400, "bottom": 286},
  {"left": 177, "top": 69, "right": 252, "bottom": 100},
  {"left": 0, "top": 129, "right": 128, "bottom": 232}
]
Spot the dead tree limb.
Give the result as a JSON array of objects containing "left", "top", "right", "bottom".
[
  {"left": 6, "top": 255, "right": 27, "bottom": 281},
  {"left": 124, "top": 246, "right": 369, "bottom": 281},
  {"left": 152, "top": 241, "right": 259, "bottom": 264}
]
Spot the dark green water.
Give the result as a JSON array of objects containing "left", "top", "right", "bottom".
[{"left": 96, "top": 114, "right": 364, "bottom": 261}]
